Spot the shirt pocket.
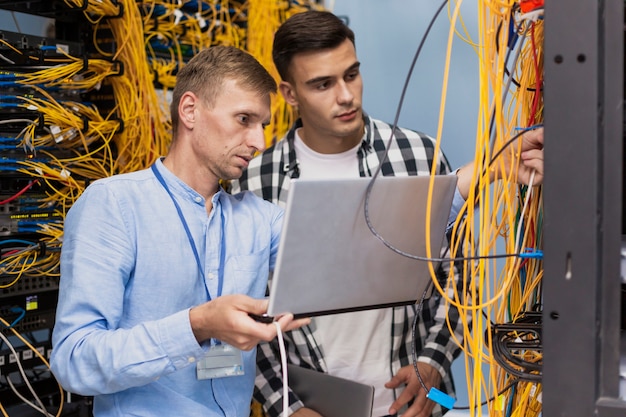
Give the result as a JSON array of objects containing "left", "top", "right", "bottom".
[{"left": 228, "top": 248, "right": 270, "bottom": 297}]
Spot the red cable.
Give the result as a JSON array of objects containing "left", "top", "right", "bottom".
[{"left": 0, "top": 179, "right": 39, "bottom": 205}]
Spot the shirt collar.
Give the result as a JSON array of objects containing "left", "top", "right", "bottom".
[
  {"left": 282, "top": 112, "right": 373, "bottom": 174},
  {"left": 153, "top": 157, "right": 222, "bottom": 206}
]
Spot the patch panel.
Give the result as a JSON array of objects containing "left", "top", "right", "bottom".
[
  {"left": 0, "top": 341, "right": 51, "bottom": 374},
  {"left": 1, "top": 275, "right": 58, "bottom": 296},
  {"left": 0, "top": 289, "right": 58, "bottom": 334}
]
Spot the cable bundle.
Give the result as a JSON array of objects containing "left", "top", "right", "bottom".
[
  {"left": 246, "top": 0, "right": 325, "bottom": 148},
  {"left": 0, "top": 2, "right": 326, "bottom": 415},
  {"left": 427, "top": 1, "right": 545, "bottom": 416}
]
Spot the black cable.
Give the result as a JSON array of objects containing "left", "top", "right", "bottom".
[
  {"left": 357, "top": 0, "right": 545, "bottom": 406},
  {"left": 489, "top": 312, "right": 543, "bottom": 382},
  {"left": 453, "top": 378, "right": 520, "bottom": 410},
  {"left": 410, "top": 283, "right": 433, "bottom": 394},
  {"left": 495, "top": 6, "right": 542, "bottom": 93},
  {"left": 366, "top": 0, "right": 448, "bottom": 184},
  {"left": 358, "top": 0, "right": 543, "bottom": 264},
  {"left": 487, "top": 127, "right": 537, "bottom": 168},
  {"left": 409, "top": 286, "right": 534, "bottom": 406},
  {"left": 365, "top": 155, "right": 538, "bottom": 262},
  {"left": 488, "top": 13, "right": 534, "bottom": 151}
]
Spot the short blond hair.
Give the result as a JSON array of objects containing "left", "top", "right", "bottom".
[{"left": 170, "top": 45, "right": 276, "bottom": 133}]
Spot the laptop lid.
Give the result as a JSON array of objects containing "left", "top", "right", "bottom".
[
  {"left": 287, "top": 364, "right": 374, "bottom": 417},
  {"left": 267, "top": 175, "right": 457, "bottom": 318}
]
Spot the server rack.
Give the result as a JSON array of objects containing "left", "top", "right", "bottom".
[{"left": 543, "top": 0, "right": 626, "bottom": 416}]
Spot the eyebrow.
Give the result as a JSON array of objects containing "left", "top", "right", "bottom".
[{"left": 304, "top": 61, "right": 361, "bottom": 86}]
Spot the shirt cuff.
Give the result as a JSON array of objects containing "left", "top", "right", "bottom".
[
  {"left": 448, "top": 184, "right": 466, "bottom": 226},
  {"left": 416, "top": 354, "right": 447, "bottom": 380},
  {"left": 157, "top": 308, "right": 205, "bottom": 370}
]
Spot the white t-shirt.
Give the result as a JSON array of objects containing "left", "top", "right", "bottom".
[{"left": 294, "top": 130, "right": 396, "bottom": 417}]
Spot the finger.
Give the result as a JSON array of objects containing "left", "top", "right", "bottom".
[
  {"left": 385, "top": 375, "right": 401, "bottom": 389},
  {"left": 389, "top": 386, "right": 425, "bottom": 417},
  {"left": 402, "top": 397, "right": 436, "bottom": 417},
  {"left": 411, "top": 389, "right": 438, "bottom": 417},
  {"left": 522, "top": 159, "right": 543, "bottom": 175},
  {"left": 523, "top": 128, "right": 544, "bottom": 147},
  {"left": 275, "top": 313, "right": 300, "bottom": 332},
  {"left": 384, "top": 367, "right": 409, "bottom": 389},
  {"left": 224, "top": 327, "right": 266, "bottom": 351},
  {"left": 521, "top": 149, "right": 543, "bottom": 162},
  {"left": 284, "top": 316, "right": 311, "bottom": 331},
  {"left": 276, "top": 314, "right": 312, "bottom": 332},
  {"left": 247, "top": 321, "right": 279, "bottom": 345},
  {"left": 247, "top": 297, "right": 269, "bottom": 315}
]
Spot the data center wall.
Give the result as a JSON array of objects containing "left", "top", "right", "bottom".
[{"left": 0, "top": 2, "right": 323, "bottom": 415}]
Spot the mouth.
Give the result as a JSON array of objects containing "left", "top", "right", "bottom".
[
  {"left": 237, "top": 155, "right": 254, "bottom": 168},
  {"left": 336, "top": 109, "right": 358, "bottom": 120},
  {"left": 236, "top": 155, "right": 252, "bottom": 167}
]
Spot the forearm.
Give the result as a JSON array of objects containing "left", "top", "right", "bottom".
[
  {"left": 455, "top": 163, "right": 473, "bottom": 200},
  {"left": 447, "top": 185, "right": 467, "bottom": 228},
  {"left": 51, "top": 309, "right": 204, "bottom": 396},
  {"left": 420, "top": 263, "right": 467, "bottom": 376},
  {"left": 419, "top": 309, "right": 464, "bottom": 378}
]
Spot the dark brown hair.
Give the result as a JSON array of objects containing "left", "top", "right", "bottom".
[{"left": 272, "top": 10, "right": 355, "bottom": 82}]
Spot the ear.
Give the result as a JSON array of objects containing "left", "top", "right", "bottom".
[
  {"left": 279, "top": 81, "right": 298, "bottom": 107},
  {"left": 178, "top": 91, "right": 198, "bottom": 129}
]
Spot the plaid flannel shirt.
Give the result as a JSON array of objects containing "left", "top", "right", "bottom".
[{"left": 231, "top": 113, "right": 466, "bottom": 417}]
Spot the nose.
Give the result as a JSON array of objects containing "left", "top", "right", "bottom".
[
  {"left": 248, "top": 124, "right": 267, "bottom": 153},
  {"left": 336, "top": 81, "right": 354, "bottom": 105}
]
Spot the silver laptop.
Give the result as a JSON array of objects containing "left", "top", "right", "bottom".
[
  {"left": 287, "top": 364, "right": 374, "bottom": 417},
  {"left": 267, "top": 175, "right": 457, "bottom": 318}
]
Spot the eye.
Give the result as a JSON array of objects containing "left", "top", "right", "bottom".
[
  {"left": 316, "top": 81, "right": 330, "bottom": 90},
  {"left": 237, "top": 115, "right": 249, "bottom": 124},
  {"left": 346, "top": 70, "right": 359, "bottom": 81}
]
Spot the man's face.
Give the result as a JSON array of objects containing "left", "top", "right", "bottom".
[
  {"left": 281, "top": 39, "right": 364, "bottom": 152},
  {"left": 194, "top": 78, "right": 271, "bottom": 181}
]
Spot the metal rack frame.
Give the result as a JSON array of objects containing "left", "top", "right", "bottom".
[{"left": 543, "top": 0, "right": 626, "bottom": 415}]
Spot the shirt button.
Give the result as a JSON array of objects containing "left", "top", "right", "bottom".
[
  {"left": 207, "top": 272, "right": 215, "bottom": 280},
  {"left": 188, "top": 357, "right": 196, "bottom": 363},
  {"left": 194, "top": 196, "right": 202, "bottom": 203}
]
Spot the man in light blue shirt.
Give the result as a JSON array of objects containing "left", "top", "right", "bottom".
[{"left": 50, "top": 45, "right": 309, "bottom": 417}]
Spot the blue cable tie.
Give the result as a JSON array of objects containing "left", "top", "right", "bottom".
[
  {"left": 514, "top": 124, "right": 544, "bottom": 131},
  {"left": 519, "top": 249, "right": 543, "bottom": 259},
  {"left": 427, "top": 387, "right": 456, "bottom": 410}
]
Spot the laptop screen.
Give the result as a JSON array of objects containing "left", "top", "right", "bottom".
[{"left": 267, "top": 175, "right": 457, "bottom": 318}]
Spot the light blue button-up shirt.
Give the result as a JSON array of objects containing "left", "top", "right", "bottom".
[{"left": 50, "top": 158, "right": 283, "bottom": 417}]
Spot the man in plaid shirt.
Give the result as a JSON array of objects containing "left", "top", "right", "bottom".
[{"left": 231, "top": 10, "right": 544, "bottom": 417}]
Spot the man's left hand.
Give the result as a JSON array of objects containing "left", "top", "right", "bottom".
[
  {"left": 384, "top": 362, "right": 442, "bottom": 417},
  {"left": 516, "top": 127, "right": 544, "bottom": 185}
]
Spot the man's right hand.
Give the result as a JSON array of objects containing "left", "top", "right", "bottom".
[{"left": 189, "top": 294, "right": 310, "bottom": 350}]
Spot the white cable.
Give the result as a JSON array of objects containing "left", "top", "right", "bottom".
[
  {"left": 6, "top": 376, "right": 53, "bottom": 416},
  {"left": 0, "top": 52, "right": 15, "bottom": 64},
  {"left": 273, "top": 321, "right": 289, "bottom": 417},
  {"left": 0, "top": 331, "right": 53, "bottom": 417},
  {"left": 519, "top": 8, "right": 544, "bottom": 23},
  {"left": 0, "top": 119, "right": 37, "bottom": 126},
  {"left": 514, "top": 169, "right": 536, "bottom": 250}
]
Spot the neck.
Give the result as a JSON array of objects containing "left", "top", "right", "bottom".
[
  {"left": 162, "top": 154, "right": 219, "bottom": 200},
  {"left": 298, "top": 126, "right": 364, "bottom": 154}
]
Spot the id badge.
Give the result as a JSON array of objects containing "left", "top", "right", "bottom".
[{"left": 197, "top": 344, "right": 244, "bottom": 380}]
